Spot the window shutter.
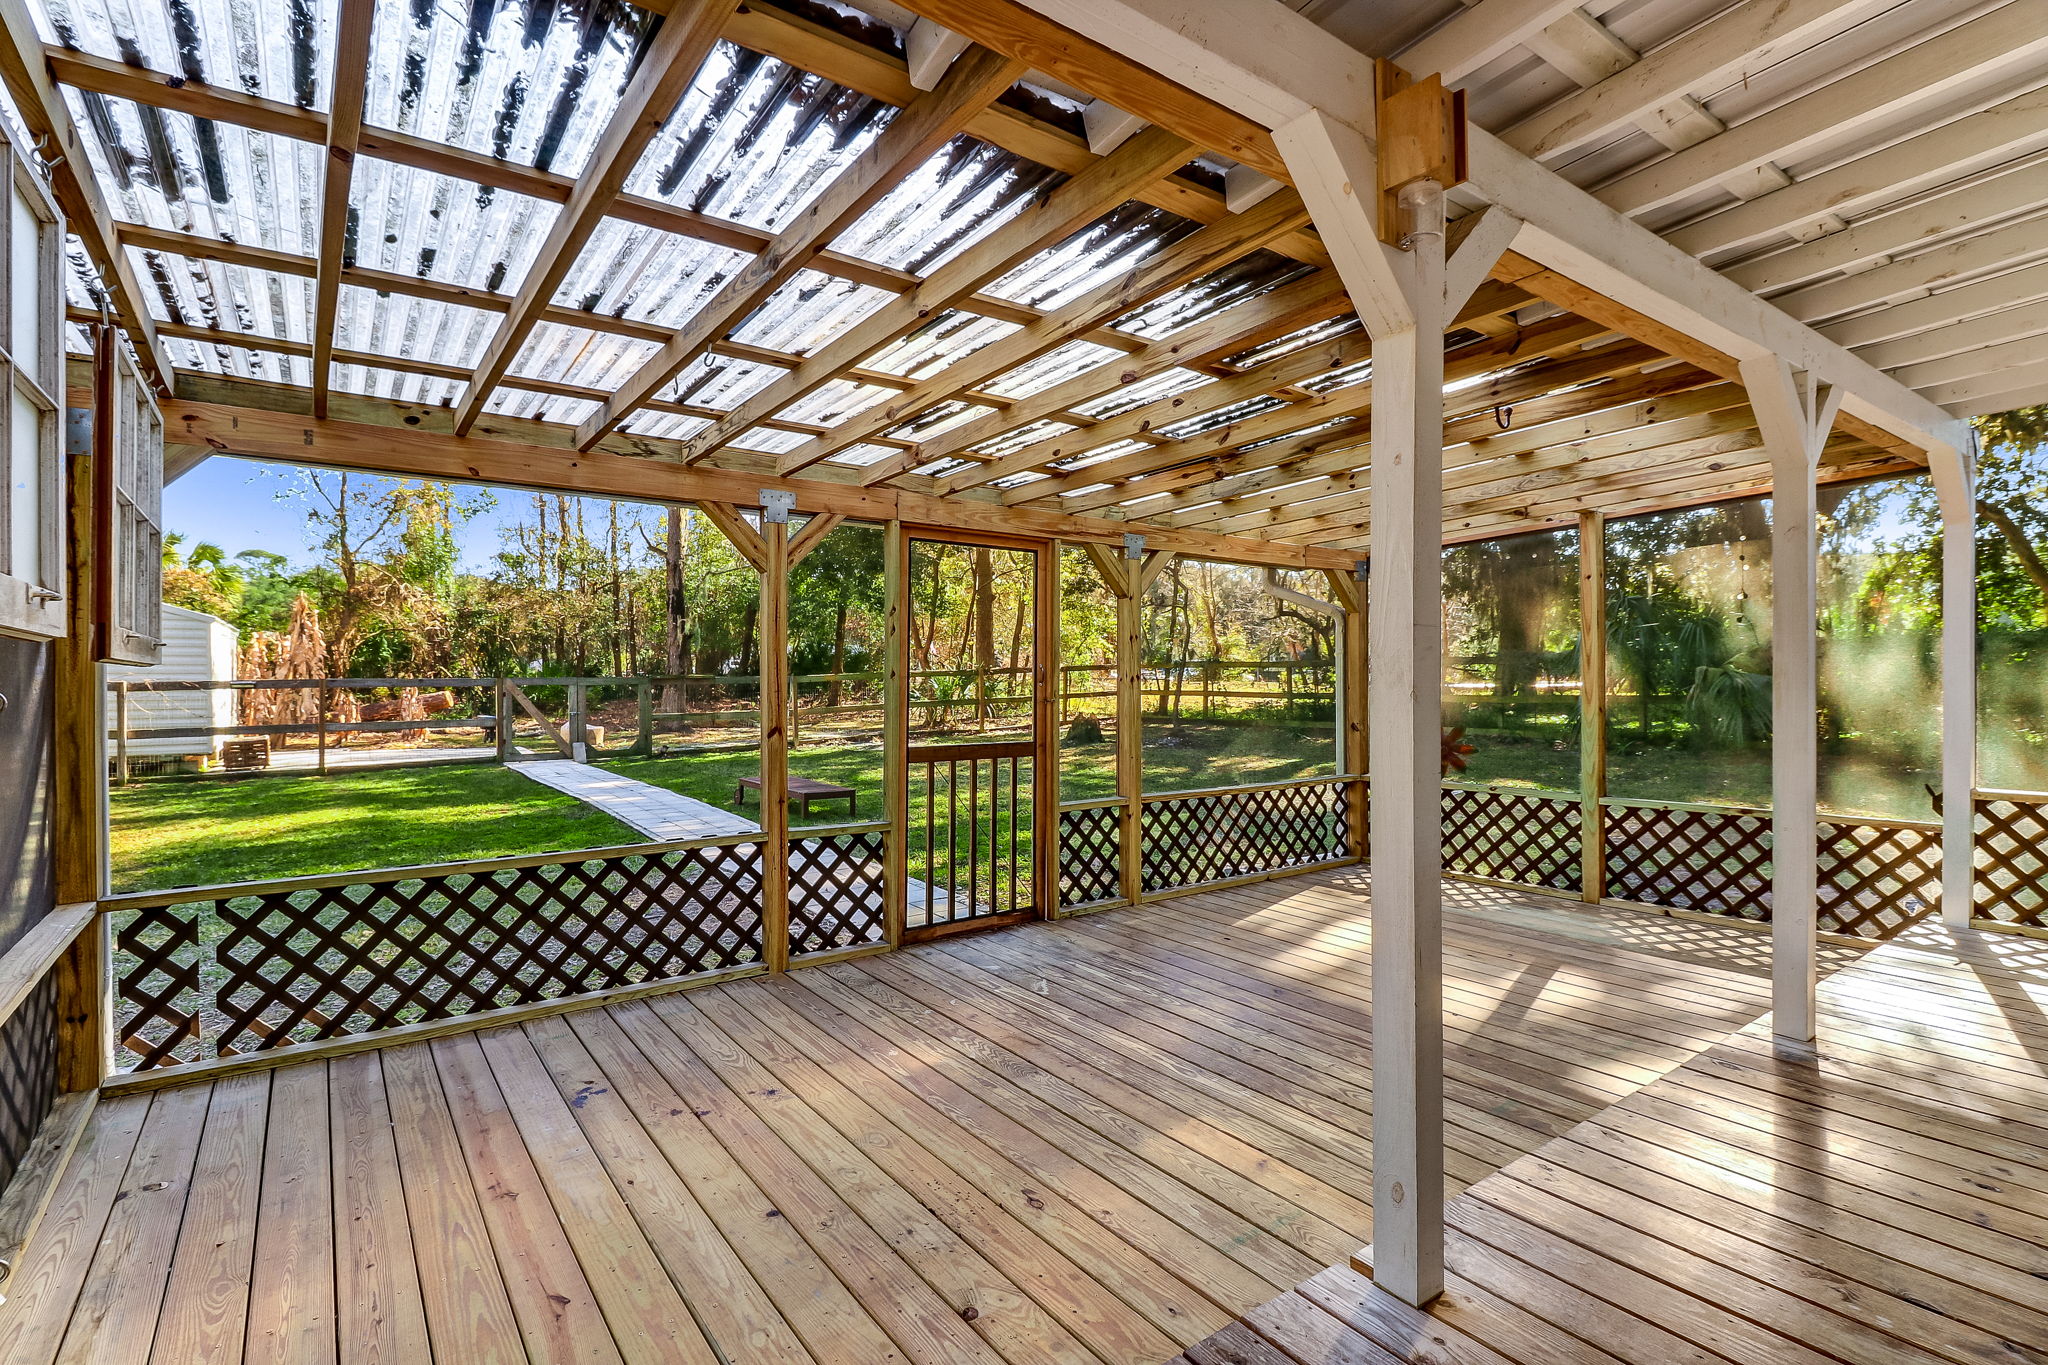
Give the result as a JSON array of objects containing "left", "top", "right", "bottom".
[
  {"left": 101, "top": 339, "right": 163, "bottom": 666},
  {"left": 0, "top": 123, "right": 65, "bottom": 640}
]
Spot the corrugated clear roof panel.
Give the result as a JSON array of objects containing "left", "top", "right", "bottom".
[
  {"left": 661, "top": 352, "right": 786, "bottom": 410},
  {"left": 625, "top": 42, "right": 896, "bottom": 235},
  {"left": 1225, "top": 313, "right": 1362, "bottom": 368},
  {"left": 968, "top": 418, "right": 1070, "bottom": 458},
  {"left": 42, "top": 0, "right": 339, "bottom": 109},
  {"left": 1072, "top": 367, "right": 1207, "bottom": 419},
  {"left": 127, "top": 246, "right": 308, "bottom": 340},
  {"left": 65, "top": 243, "right": 107, "bottom": 311},
  {"left": 331, "top": 360, "right": 462, "bottom": 406},
  {"left": 618, "top": 409, "right": 710, "bottom": 441},
  {"left": 561, "top": 218, "right": 747, "bottom": 329},
  {"left": 981, "top": 203, "right": 1197, "bottom": 310},
  {"left": 62, "top": 92, "right": 321, "bottom": 256},
  {"left": 1159, "top": 394, "right": 1287, "bottom": 440},
  {"left": 863, "top": 311, "right": 1015, "bottom": 380},
  {"left": 333, "top": 282, "right": 495, "bottom": 368},
  {"left": 162, "top": 333, "right": 309, "bottom": 386},
  {"left": 507, "top": 320, "right": 659, "bottom": 393},
  {"left": 884, "top": 397, "right": 994, "bottom": 443},
  {"left": 821, "top": 442, "right": 898, "bottom": 468},
  {"left": 1054, "top": 438, "right": 1152, "bottom": 470},
  {"left": 1115, "top": 251, "right": 1312, "bottom": 340},
  {"left": 828, "top": 138, "right": 1063, "bottom": 275},
  {"left": 982, "top": 338, "right": 1118, "bottom": 398},
  {"left": 775, "top": 376, "right": 892, "bottom": 427},
  {"left": 365, "top": 0, "right": 653, "bottom": 176},
  {"left": 730, "top": 425, "right": 807, "bottom": 454},
  {"left": 726, "top": 269, "right": 891, "bottom": 355},
  {"left": 348, "top": 160, "right": 560, "bottom": 293},
  {"left": 486, "top": 386, "right": 600, "bottom": 426}
]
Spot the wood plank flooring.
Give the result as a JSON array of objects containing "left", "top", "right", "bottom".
[
  {"left": 1193, "top": 915, "right": 2048, "bottom": 1365},
  {"left": 0, "top": 869, "right": 1798, "bottom": 1365}
]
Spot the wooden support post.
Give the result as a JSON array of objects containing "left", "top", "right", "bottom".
[
  {"left": 114, "top": 682, "right": 129, "bottom": 784},
  {"left": 569, "top": 681, "right": 588, "bottom": 761},
  {"left": 1937, "top": 455, "right": 1977, "bottom": 926},
  {"left": 1741, "top": 355, "right": 1841, "bottom": 1046},
  {"left": 495, "top": 679, "right": 513, "bottom": 762},
  {"left": 636, "top": 679, "right": 654, "bottom": 757},
  {"left": 1035, "top": 543, "right": 1061, "bottom": 917},
  {"left": 1326, "top": 562, "right": 1369, "bottom": 859},
  {"left": 1277, "top": 99, "right": 1510, "bottom": 1309},
  {"left": 759, "top": 500, "right": 792, "bottom": 973},
  {"left": 884, "top": 521, "right": 910, "bottom": 946},
  {"left": 1578, "top": 510, "right": 1608, "bottom": 903},
  {"left": 316, "top": 681, "right": 331, "bottom": 775},
  {"left": 54, "top": 337, "right": 109, "bottom": 1090},
  {"left": 1085, "top": 539, "right": 1147, "bottom": 906}
]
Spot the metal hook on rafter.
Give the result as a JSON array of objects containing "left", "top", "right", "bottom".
[{"left": 1493, "top": 405, "right": 1513, "bottom": 431}]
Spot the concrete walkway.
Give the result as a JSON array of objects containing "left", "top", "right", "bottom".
[
  {"left": 510, "top": 759, "right": 761, "bottom": 840},
  {"left": 508, "top": 758, "right": 976, "bottom": 922}
]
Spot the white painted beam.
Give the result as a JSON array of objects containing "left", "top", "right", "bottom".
[
  {"left": 1823, "top": 259, "right": 2048, "bottom": 351},
  {"left": 1727, "top": 160, "right": 2048, "bottom": 296},
  {"left": 1855, "top": 296, "right": 2048, "bottom": 372},
  {"left": 1594, "top": 3, "right": 2048, "bottom": 218},
  {"left": 906, "top": 18, "right": 972, "bottom": 90},
  {"left": 1083, "top": 99, "right": 1149, "bottom": 154},
  {"left": 1670, "top": 87, "right": 2048, "bottom": 262},
  {"left": 1775, "top": 216, "right": 2048, "bottom": 325},
  {"left": 993, "top": 0, "right": 1972, "bottom": 466},
  {"left": 1505, "top": 0, "right": 1881, "bottom": 161},
  {"left": 1397, "top": 0, "right": 1586, "bottom": 86}
]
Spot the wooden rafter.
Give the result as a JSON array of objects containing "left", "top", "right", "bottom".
[
  {"left": 453, "top": 0, "right": 739, "bottom": 435},
  {"left": 834, "top": 187, "right": 1316, "bottom": 485},
  {"left": 573, "top": 46, "right": 1031, "bottom": 450},
  {"left": 312, "top": 0, "right": 377, "bottom": 418},
  {"left": 0, "top": 0, "right": 172, "bottom": 387},
  {"left": 669, "top": 125, "right": 1199, "bottom": 466}
]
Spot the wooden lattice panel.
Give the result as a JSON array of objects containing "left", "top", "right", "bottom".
[
  {"left": 788, "top": 828, "right": 889, "bottom": 954},
  {"left": 1141, "top": 782, "right": 1351, "bottom": 894},
  {"left": 1816, "top": 819, "right": 1941, "bottom": 938},
  {"left": 111, "top": 841, "right": 765, "bottom": 1070},
  {"left": 0, "top": 973, "right": 57, "bottom": 1190},
  {"left": 1440, "top": 787, "right": 1582, "bottom": 893},
  {"left": 1603, "top": 803, "right": 1773, "bottom": 921},
  {"left": 1057, "top": 803, "right": 1123, "bottom": 909},
  {"left": 1974, "top": 794, "right": 2048, "bottom": 928}
]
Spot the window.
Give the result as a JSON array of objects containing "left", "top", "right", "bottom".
[
  {"left": 101, "top": 340, "right": 164, "bottom": 666},
  {"left": 0, "top": 129, "right": 63, "bottom": 639}
]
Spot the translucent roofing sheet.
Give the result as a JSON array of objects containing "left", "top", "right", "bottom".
[
  {"left": 162, "top": 333, "right": 307, "bottom": 386},
  {"left": 660, "top": 351, "right": 787, "bottom": 410},
  {"left": 333, "top": 282, "right": 495, "bottom": 367},
  {"left": 62, "top": 96, "right": 320, "bottom": 253},
  {"left": 129, "top": 248, "right": 307, "bottom": 341},
  {"left": 828, "top": 137, "right": 1061, "bottom": 274},
  {"left": 349, "top": 161, "right": 560, "bottom": 294},
  {"left": 775, "top": 376, "right": 893, "bottom": 427},
  {"left": 625, "top": 42, "right": 894, "bottom": 234},
  {"left": 334, "top": 359, "right": 462, "bottom": 406},
  {"left": 507, "top": 320, "right": 659, "bottom": 393},
  {"left": 863, "top": 310, "right": 1015, "bottom": 381},
  {"left": 488, "top": 385, "right": 600, "bottom": 425},
  {"left": 727, "top": 269, "right": 891, "bottom": 355},
  {"left": 559, "top": 217, "right": 747, "bottom": 329},
  {"left": 42, "top": 0, "right": 339, "bottom": 109},
  {"left": 983, "top": 203, "right": 1195, "bottom": 310},
  {"left": 364, "top": 0, "right": 653, "bottom": 176}
]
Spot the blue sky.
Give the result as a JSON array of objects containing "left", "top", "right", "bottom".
[{"left": 166, "top": 457, "right": 528, "bottom": 571}]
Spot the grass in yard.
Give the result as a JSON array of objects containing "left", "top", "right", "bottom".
[{"left": 110, "top": 764, "right": 640, "bottom": 892}]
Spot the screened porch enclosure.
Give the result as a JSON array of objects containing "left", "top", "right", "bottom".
[{"left": 1, "top": 0, "right": 2045, "bottom": 1358}]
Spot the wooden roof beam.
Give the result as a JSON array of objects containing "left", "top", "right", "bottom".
[
  {"left": 666, "top": 125, "right": 1198, "bottom": 466},
  {"left": 312, "top": 0, "right": 376, "bottom": 418},
  {"left": 830, "top": 188, "right": 1316, "bottom": 484},
  {"left": 0, "top": 0, "right": 172, "bottom": 387},
  {"left": 1397, "top": 0, "right": 1586, "bottom": 86},
  {"left": 571, "top": 45, "right": 1030, "bottom": 450},
  {"left": 453, "top": 0, "right": 739, "bottom": 435}
]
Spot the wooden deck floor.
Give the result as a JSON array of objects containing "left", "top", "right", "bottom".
[
  {"left": 0, "top": 868, "right": 1816, "bottom": 1365},
  {"left": 1190, "top": 915, "right": 2048, "bottom": 1365}
]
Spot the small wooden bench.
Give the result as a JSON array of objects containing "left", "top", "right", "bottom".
[{"left": 735, "top": 774, "right": 858, "bottom": 817}]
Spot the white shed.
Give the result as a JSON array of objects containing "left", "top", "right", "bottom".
[{"left": 104, "top": 604, "right": 239, "bottom": 763}]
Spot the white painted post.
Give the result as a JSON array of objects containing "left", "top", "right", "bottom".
[
  {"left": 1275, "top": 107, "right": 1518, "bottom": 1309},
  {"left": 1741, "top": 356, "right": 1840, "bottom": 1046},
  {"left": 1935, "top": 439, "right": 1977, "bottom": 926}
]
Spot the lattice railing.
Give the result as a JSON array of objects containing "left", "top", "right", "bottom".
[
  {"left": 1602, "top": 800, "right": 1773, "bottom": 922},
  {"left": 1816, "top": 816, "right": 1941, "bottom": 938},
  {"left": 789, "top": 825, "right": 889, "bottom": 955},
  {"left": 1974, "top": 791, "right": 2048, "bottom": 929},
  {"left": 1141, "top": 779, "right": 1352, "bottom": 894},
  {"left": 1057, "top": 800, "right": 1123, "bottom": 909},
  {"left": 107, "top": 837, "right": 766, "bottom": 1071},
  {"left": 1441, "top": 785, "right": 1581, "bottom": 893},
  {"left": 0, "top": 973, "right": 56, "bottom": 1190}
]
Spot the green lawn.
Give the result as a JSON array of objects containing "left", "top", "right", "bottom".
[{"left": 109, "top": 765, "right": 639, "bottom": 892}]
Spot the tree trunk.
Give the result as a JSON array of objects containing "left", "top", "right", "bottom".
[
  {"left": 662, "top": 507, "right": 688, "bottom": 713},
  {"left": 1983, "top": 501, "right": 2048, "bottom": 603},
  {"left": 829, "top": 598, "right": 847, "bottom": 708},
  {"left": 974, "top": 548, "right": 994, "bottom": 730}
]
